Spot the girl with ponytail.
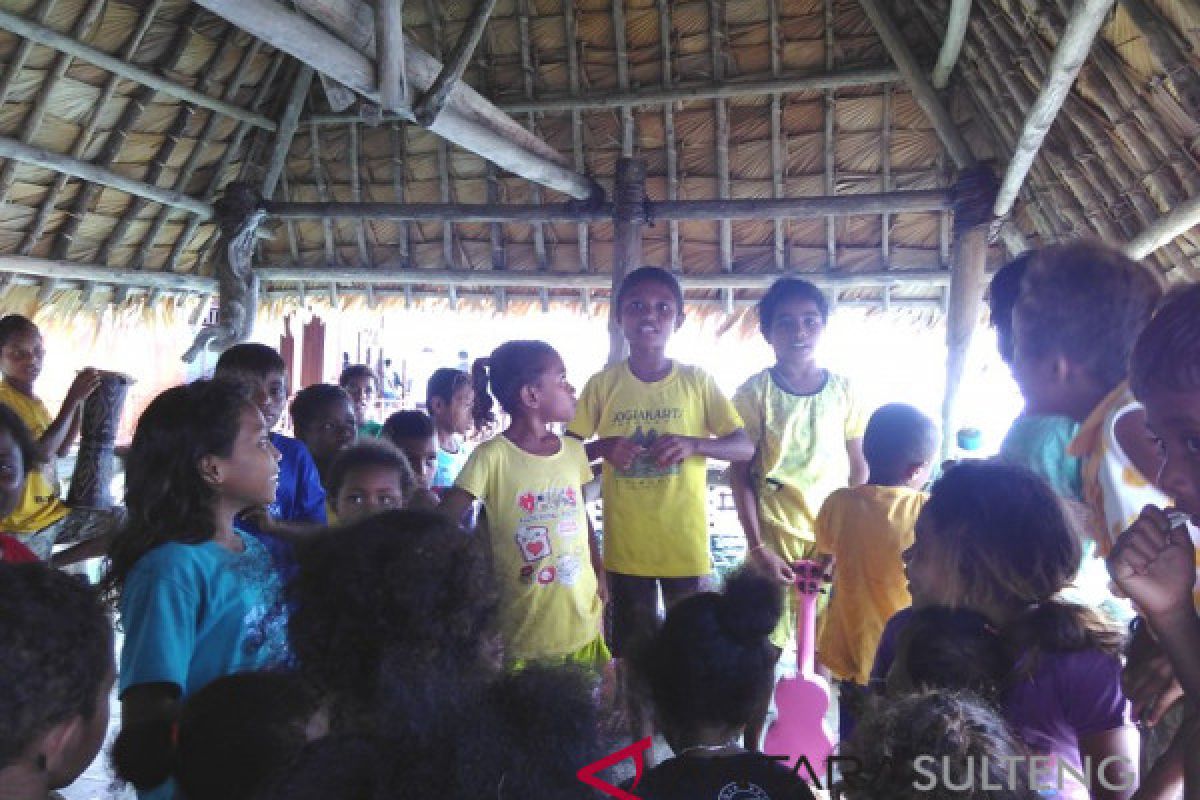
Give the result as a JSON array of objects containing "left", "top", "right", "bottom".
[{"left": 440, "top": 341, "right": 606, "bottom": 669}]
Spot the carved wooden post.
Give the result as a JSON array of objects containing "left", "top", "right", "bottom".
[
  {"left": 56, "top": 370, "right": 132, "bottom": 544},
  {"left": 942, "top": 165, "right": 998, "bottom": 459},
  {"left": 609, "top": 157, "right": 646, "bottom": 365}
]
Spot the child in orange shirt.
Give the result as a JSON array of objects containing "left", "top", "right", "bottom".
[{"left": 814, "top": 402, "right": 937, "bottom": 741}]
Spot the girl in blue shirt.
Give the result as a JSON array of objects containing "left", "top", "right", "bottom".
[{"left": 103, "top": 379, "right": 290, "bottom": 798}]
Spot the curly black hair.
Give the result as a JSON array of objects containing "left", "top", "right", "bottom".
[
  {"left": 289, "top": 384, "right": 352, "bottom": 437},
  {"left": 288, "top": 510, "right": 497, "bottom": 721},
  {"left": 891, "top": 607, "right": 1010, "bottom": 704},
  {"left": 326, "top": 440, "right": 415, "bottom": 502},
  {"left": 114, "top": 671, "right": 322, "bottom": 800},
  {"left": 986, "top": 251, "right": 1035, "bottom": 365},
  {"left": 339, "top": 364, "right": 379, "bottom": 392},
  {"left": 635, "top": 568, "right": 781, "bottom": 736},
  {"left": 0, "top": 562, "right": 112, "bottom": 770},
  {"left": 756, "top": 276, "right": 829, "bottom": 337},
  {"left": 101, "top": 379, "right": 253, "bottom": 601},
  {"left": 1015, "top": 240, "right": 1162, "bottom": 394},
  {"left": 214, "top": 343, "right": 286, "bottom": 378},
  {"left": 470, "top": 340, "right": 558, "bottom": 429},
  {"left": 381, "top": 410, "right": 435, "bottom": 443},
  {"left": 1131, "top": 283, "right": 1200, "bottom": 399},
  {"left": 0, "top": 313, "right": 38, "bottom": 351},
  {"left": 840, "top": 689, "right": 1040, "bottom": 800}
]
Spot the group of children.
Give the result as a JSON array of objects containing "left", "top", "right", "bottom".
[{"left": 1, "top": 243, "right": 1199, "bottom": 800}]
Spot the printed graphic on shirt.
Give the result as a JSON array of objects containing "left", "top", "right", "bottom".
[
  {"left": 618, "top": 425, "right": 681, "bottom": 480},
  {"left": 717, "top": 782, "right": 771, "bottom": 800},
  {"left": 512, "top": 488, "right": 582, "bottom": 588}
]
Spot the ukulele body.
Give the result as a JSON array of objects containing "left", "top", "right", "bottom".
[{"left": 763, "top": 560, "right": 835, "bottom": 771}]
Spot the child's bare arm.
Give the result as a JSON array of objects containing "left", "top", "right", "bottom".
[
  {"left": 240, "top": 507, "right": 327, "bottom": 542},
  {"left": 585, "top": 437, "right": 643, "bottom": 471},
  {"left": 1123, "top": 624, "right": 1184, "bottom": 728},
  {"left": 647, "top": 429, "right": 754, "bottom": 468},
  {"left": 38, "top": 368, "right": 101, "bottom": 462},
  {"left": 586, "top": 515, "right": 607, "bottom": 604},
  {"left": 846, "top": 437, "right": 868, "bottom": 486},
  {"left": 730, "top": 460, "right": 794, "bottom": 585},
  {"left": 1079, "top": 727, "right": 1138, "bottom": 800},
  {"left": 1131, "top": 725, "right": 1186, "bottom": 800}
]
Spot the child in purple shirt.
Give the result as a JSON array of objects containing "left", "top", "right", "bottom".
[{"left": 877, "top": 462, "right": 1135, "bottom": 800}]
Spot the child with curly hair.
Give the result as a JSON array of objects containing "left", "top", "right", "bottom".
[
  {"left": 340, "top": 364, "right": 383, "bottom": 438},
  {"left": 0, "top": 562, "right": 114, "bottom": 800},
  {"left": 0, "top": 404, "right": 42, "bottom": 562},
  {"left": 326, "top": 440, "right": 415, "bottom": 525}
]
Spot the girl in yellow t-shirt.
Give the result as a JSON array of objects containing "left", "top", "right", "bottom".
[
  {"left": 441, "top": 340, "right": 607, "bottom": 669},
  {"left": 0, "top": 314, "right": 100, "bottom": 559}
]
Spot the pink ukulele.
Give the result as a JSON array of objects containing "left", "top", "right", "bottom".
[{"left": 763, "top": 560, "right": 834, "bottom": 772}]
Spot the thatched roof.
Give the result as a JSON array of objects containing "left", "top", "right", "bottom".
[{"left": 0, "top": 0, "right": 1195, "bottom": 318}]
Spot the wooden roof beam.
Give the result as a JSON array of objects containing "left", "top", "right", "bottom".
[
  {"left": 262, "top": 65, "right": 315, "bottom": 200},
  {"left": 264, "top": 188, "right": 953, "bottom": 221},
  {"left": 193, "top": 0, "right": 597, "bottom": 200},
  {"left": 256, "top": 266, "right": 954, "bottom": 290},
  {"left": 412, "top": 0, "right": 498, "bottom": 125},
  {"left": 0, "top": 256, "right": 215, "bottom": 292},
  {"left": 0, "top": 136, "right": 213, "bottom": 219},
  {"left": 1124, "top": 193, "right": 1200, "bottom": 262},
  {"left": 931, "top": 0, "right": 971, "bottom": 88},
  {"left": 376, "top": 0, "right": 406, "bottom": 113},
  {"left": 990, "top": 0, "right": 1116, "bottom": 224},
  {"left": 0, "top": 6, "right": 277, "bottom": 131}
]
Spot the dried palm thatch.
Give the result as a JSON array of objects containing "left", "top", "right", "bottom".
[{"left": 0, "top": 0, "right": 1191, "bottom": 329}]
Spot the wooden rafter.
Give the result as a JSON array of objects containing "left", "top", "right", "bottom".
[
  {"left": 309, "top": 121, "right": 337, "bottom": 265},
  {"left": 413, "top": 0, "right": 499, "bottom": 126},
  {"left": 476, "top": 21, "right": 505, "bottom": 277},
  {"left": 0, "top": 0, "right": 55, "bottom": 110},
  {"left": 198, "top": 0, "right": 597, "bottom": 199},
  {"left": 823, "top": 0, "right": 836, "bottom": 269},
  {"left": 135, "top": 39, "right": 267, "bottom": 270},
  {"left": 881, "top": 83, "right": 892, "bottom": 265},
  {"left": 21, "top": 0, "right": 167, "bottom": 256},
  {"left": 423, "top": 0, "right": 456, "bottom": 271},
  {"left": 263, "top": 65, "right": 316, "bottom": 201},
  {"left": 170, "top": 50, "right": 289, "bottom": 272},
  {"left": 0, "top": 6, "right": 277, "bottom": 131},
  {"left": 389, "top": 121, "right": 410, "bottom": 268},
  {"left": 377, "top": 0, "right": 407, "bottom": 113},
  {"left": 281, "top": 171, "right": 302, "bottom": 265},
  {"left": 52, "top": 6, "right": 201, "bottom": 262},
  {"left": 349, "top": 122, "right": 372, "bottom": 267},
  {"left": 100, "top": 24, "right": 238, "bottom": 267},
  {"left": 0, "top": 0, "right": 105, "bottom": 207},
  {"left": 709, "top": 0, "right": 731, "bottom": 280},
  {"left": 517, "top": 0, "right": 547, "bottom": 271},
  {"left": 768, "top": 0, "right": 786, "bottom": 272},
  {"left": 1116, "top": 0, "right": 1200, "bottom": 123}
]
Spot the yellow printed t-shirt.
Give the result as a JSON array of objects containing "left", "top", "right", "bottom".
[
  {"left": 815, "top": 484, "right": 925, "bottom": 685},
  {"left": 733, "top": 369, "right": 866, "bottom": 549},
  {"left": 0, "top": 385, "right": 66, "bottom": 534},
  {"left": 567, "top": 362, "right": 743, "bottom": 578},
  {"left": 455, "top": 434, "right": 602, "bottom": 662}
]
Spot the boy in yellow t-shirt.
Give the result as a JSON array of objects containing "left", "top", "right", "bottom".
[
  {"left": 814, "top": 402, "right": 937, "bottom": 741},
  {"left": 0, "top": 315, "right": 99, "bottom": 560},
  {"left": 568, "top": 268, "right": 752, "bottom": 667}
]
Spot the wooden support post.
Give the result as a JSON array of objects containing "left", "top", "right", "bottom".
[
  {"left": 881, "top": 82, "right": 892, "bottom": 265},
  {"left": 659, "top": 0, "right": 680, "bottom": 273},
  {"left": 941, "top": 165, "right": 997, "bottom": 459},
  {"left": 609, "top": 158, "right": 646, "bottom": 365},
  {"left": 413, "top": 0, "right": 498, "bottom": 126},
  {"left": 376, "top": 0, "right": 407, "bottom": 113}
]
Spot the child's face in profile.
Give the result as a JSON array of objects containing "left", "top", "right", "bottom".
[
  {"left": 0, "top": 429, "right": 25, "bottom": 521},
  {"left": 432, "top": 384, "right": 474, "bottom": 437},
  {"left": 902, "top": 513, "right": 960, "bottom": 608},
  {"left": 333, "top": 465, "right": 406, "bottom": 524},
  {"left": 397, "top": 435, "right": 438, "bottom": 489},
  {"left": 301, "top": 397, "right": 357, "bottom": 462},
  {"left": 1141, "top": 385, "right": 1200, "bottom": 519},
  {"left": 208, "top": 406, "right": 281, "bottom": 509},
  {"left": 0, "top": 329, "right": 44, "bottom": 387},
  {"left": 618, "top": 279, "right": 682, "bottom": 351},
  {"left": 531, "top": 353, "right": 577, "bottom": 424},
  {"left": 343, "top": 375, "right": 377, "bottom": 425},
  {"left": 765, "top": 297, "right": 825, "bottom": 369}
]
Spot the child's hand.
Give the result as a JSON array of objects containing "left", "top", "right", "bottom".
[
  {"left": 1124, "top": 622, "right": 1185, "bottom": 727},
  {"left": 600, "top": 437, "right": 643, "bottom": 471},
  {"left": 647, "top": 434, "right": 697, "bottom": 468},
  {"left": 64, "top": 368, "right": 102, "bottom": 408},
  {"left": 748, "top": 545, "right": 795, "bottom": 585},
  {"left": 1108, "top": 506, "right": 1196, "bottom": 619}
]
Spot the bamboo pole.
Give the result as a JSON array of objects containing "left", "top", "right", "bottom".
[
  {"left": 659, "top": 0, "right": 680, "bottom": 273},
  {"left": 609, "top": 158, "right": 645, "bottom": 364},
  {"left": 990, "top": 0, "right": 1116, "bottom": 222},
  {"left": 1124, "top": 193, "right": 1200, "bottom": 261},
  {"left": 564, "top": 0, "right": 589, "bottom": 272},
  {"left": 0, "top": 136, "right": 212, "bottom": 219},
  {"left": 263, "top": 189, "right": 954, "bottom": 221},
  {"left": 376, "top": 0, "right": 407, "bottom": 113},
  {"left": 931, "top": 0, "right": 971, "bottom": 88},
  {"left": 0, "top": 256, "right": 216, "bottom": 291},
  {"left": 0, "top": 6, "right": 277, "bottom": 130},
  {"left": 254, "top": 266, "right": 953, "bottom": 289},
  {"left": 413, "top": 0, "right": 498, "bottom": 125},
  {"left": 767, "top": 0, "right": 786, "bottom": 272},
  {"left": 194, "top": 0, "right": 598, "bottom": 200},
  {"left": 263, "top": 65, "right": 315, "bottom": 200},
  {"left": 22, "top": 0, "right": 166, "bottom": 255}
]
